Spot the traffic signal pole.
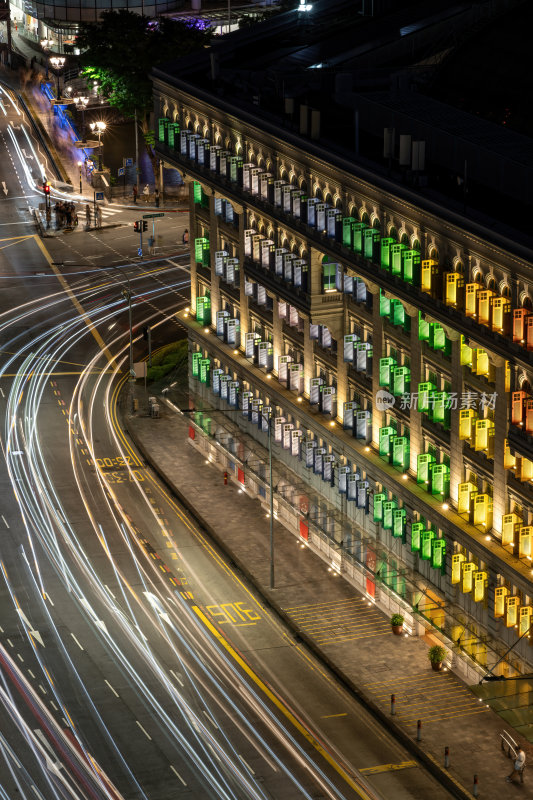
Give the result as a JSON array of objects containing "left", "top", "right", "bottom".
[{"left": 133, "top": 220, "right": 147, "bottom": 258}]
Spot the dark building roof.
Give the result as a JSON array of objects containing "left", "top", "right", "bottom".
[{"left": 154, "top": 0, "right": 533, "bottom": 243}]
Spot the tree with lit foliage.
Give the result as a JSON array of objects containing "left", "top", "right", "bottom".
[{"left": 76, "top": 11, "right": 211, "bottom": 185}]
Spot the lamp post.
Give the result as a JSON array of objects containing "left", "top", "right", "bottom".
[
  {"left": 89, "top": 121, "right": 106, "bottom": 171},
  {"left": 77, "top": 161, "right": 82, "bottom": 194},
  {"left": 73, "top": 95, "right": 89, "bottom": 140},
  {"left": 112, "top": 267, "right": 135, "bottom": 382},
  {"left": 49, "top": 55, "right": 65, "bottom": 100},
  {"left": 268, "top": 410, "right": 274, "bottom": 589}
]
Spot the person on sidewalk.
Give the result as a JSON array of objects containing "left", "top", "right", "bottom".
[
  {"left": 85, "top": 204, "right": 91, "bottom": 228},
  {"left": 94, "top": 205, "right": 101, "bottom": 229},
  {"left": 182, "top": 228, "right": 189, "bottom": 245},
  {"left": 133, "top": 185, "right": 137, "bottom": 204},
  {"left": 507, "top": 746, "right": 526, "bottom": 783},
  {"left": 154, "top": 187, "right": 160, "bottom": 208},
  {"left": 142, "top": 184, "right": 150, "bottom": 201}
]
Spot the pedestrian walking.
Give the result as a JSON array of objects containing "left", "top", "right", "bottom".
[
  {"left": 133, "top": 185, "right": 137, "bottom": 204},
  {"left": 182, "top": 228, "right": 189, "bottom": 245},
  {"left": 142, "top": 184, "right": 150, "bottom": 201},
  {"left": 85, "top": 204, "right": 91, "bottom": 228},
  {"left": 507, "top": 746, "right": 526, "bottom": 783},
  {"left": 154, "top": 187, "right": 160, "bottom": 208},
  {"left": 95, "top": 205, "right": 101, "bottom": 228}
]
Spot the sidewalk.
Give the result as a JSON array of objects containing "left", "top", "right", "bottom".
[{"left": 122, "top": 388, "right": 531, "bottom": 800}]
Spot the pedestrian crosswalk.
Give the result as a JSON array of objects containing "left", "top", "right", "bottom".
[
  {"left": 364, "top": 671, "right": 490, "bottom": 725},
  {"left": 282, "top": 597, "right": 391, "bottom": 646},
  {"left": 79, "top": 204, "right": 125, "bottom": 223}
]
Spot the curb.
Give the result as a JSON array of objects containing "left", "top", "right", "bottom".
[{"left": 123, "top": 411, "right": 477, "bottom": 800}]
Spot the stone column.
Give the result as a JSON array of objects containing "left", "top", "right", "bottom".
[
  {"left": 491, "top": 355, "right": 508, "bottom": 536},
  {"left": 447, "top": 330, "right": 464, "bottom": 506},
  {"left": 208, "top": 192, "right": 221, "bottom": 319},
  {"left": 303, "top": 312, "right": 314, "bottom": 397},
  {"left": 188, "top": 180, "right": 198, "bottom": 313},
  {"left": 369, "top": 283, "right": 382, "bottom": 447},
  {"left": 272, "top": 296, "right": 283, "bottom": 374},
  {"left": 309, "top": 246, "right": 322, "bottom": 296},
  {"left": 235, "top": 202, "right": 250, "bottom": 340},
  {"left": 407, "top": 305, "right": 422, "bottom": 474},
  {"left": 334, "top": 301, "right": 348, "bottom": 419}
]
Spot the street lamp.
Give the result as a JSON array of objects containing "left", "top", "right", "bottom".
[
  {"left": 73, "top": 95, "right": 89, "bottom": 140},
  {"left": 89, "top": 121, "right": 106, "bottom": 171},
  {"left": 77, "top": 161, "right": 82, "bottom": 194},
  {"left": 49, "top": 55, "right": 65, "bottom": 100},
  {"left": 267, "top": 410, "right": 274, "bottom": 589},
  {"left": 112, "top": 267, "right": 135, "bottom": 382}
]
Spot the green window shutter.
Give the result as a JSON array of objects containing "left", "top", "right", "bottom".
[
  {"left": 421, "top": 529, "right": 435, "bottom": 560},
  {"left": 373, "top": 492, "right": 386, "bottom": 523},
  {"left": 418, "top": 311, "right": 430, "bottom": 341},
  {"left": 392, "top": 436, "right": 409, "bottom": 469},
  {"left": 418, "top": 381, "right": 436, "bottom": 413},
  {"left": 193, "top": 181, "right": 202, "bottom": 203},
  {"left": 431, "top": 464, "right": 450, "bottom": 498},
  {"left": 379, "top": 290, "right": 391, "bottom": 317},
  {"left": 323, "top": 261, "right": 336, "bottom": 291},
  {"left": 392, "top": 508, "right": 406, "bottom": 539},
  {"left": 379, "top": 357, "right": 396, "bottom": 387},
  {"left": 192, "top": 351, "right": 202, "bottom": 378},
  {"left": 411, "top": 521, "right": 424, "bottom": 552},
  {"left": 383, "top": 500, "right": 397, "bottom": 530},
  {"left": 431, "top": 539, "right": 446, "bottom": 575},
  {"left": 417, "top": 453, "right": 435, "bottom": 485}
]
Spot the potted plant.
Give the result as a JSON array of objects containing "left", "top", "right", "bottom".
[
  {"left": 390, "top": 613, "right": 404, "bottom": 635},
  {"left": 428, "top": 644, "right": 447, "bottom": 671}
]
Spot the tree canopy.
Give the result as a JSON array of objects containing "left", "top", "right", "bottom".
[{"left": 76, "top": 11, "right": 212, "bottom": 120}]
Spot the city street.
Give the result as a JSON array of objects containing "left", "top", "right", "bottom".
[{"left": 0, "top": 76, "right": 459, "bottom": 800}]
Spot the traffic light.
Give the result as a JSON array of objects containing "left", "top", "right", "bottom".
[
  {"left": 43, "top": 182, "right": 50, "bottom": 195},
  {"left": 134, "top": 220, "right": 140, "bottom": 232},
  {"left": 142, "top": 221, "right": 148, "bottom": 232}
]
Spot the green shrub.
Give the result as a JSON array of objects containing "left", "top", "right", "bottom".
[
  {"left": 146, "top": 340, "right": 187, "bottom": 382},
  {"left": 427, "top": 645, "right": 447, "bottom": 664},
  {"left": 390, "top": 613, "right": 404, "bottom": 627}
]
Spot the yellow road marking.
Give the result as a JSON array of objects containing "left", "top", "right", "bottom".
[
  {"left": 321, "top": 713, "right": 348, "bottom": 719},
  {"left": 360, "top": 760, "right": 418, "bottom": 775},
  {"left": 1, "top": 371, "right": 115, "bottom": 378},
  {"left": 108, "top": 377, "right": 398, "bottom": 762},
  {"left": 33, "top": 236, "right": 117, "bottom": 368},
  {"left": 192, "top": 604, "right": 373, "bottom": 799}
]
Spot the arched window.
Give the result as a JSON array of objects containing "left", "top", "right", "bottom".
[
  {"left": 400, "top": 232, "right": 409, "bottom": 246},
  {"left": 372, "top": 216, "right": 381, "bottom": 230},
  {"left": 349, "top": 205, "right": 358, "bottom": 218},
  {"left": 335, "top": 196, "right": 343, "bottom": 209},
  {"left": 361, "top": 210, "right": 370, "bottom": 224},
  {"left": 486, "top": 276, "right": 496, "bottom": 291},
  {"left": 501, "top": 284, "right": 511, "bottom": 298},
  {"left": 315, "top": 186, "right": 323, "bottom": 201},
  {"left": 429, "top": 246, "right": 439, "bottom": 262},
  {"left": 473, "top": 270, "right": 483, "bottom": 284},
  {"left": 300, "top": 178, "right": 308, "bottom": 193},
  {"left": 412, "top": 238, "right": 421, "bottom": 251},
  {"left": 523, "top": 296, "right": 533, "bottom": 310},
  {"left": 388, "top": 226, "right": 398, "bottom": 241}
]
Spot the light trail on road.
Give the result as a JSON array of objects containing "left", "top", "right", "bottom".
[{"left": 0, "top": 255, "right": 379, "bottom": 800}]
